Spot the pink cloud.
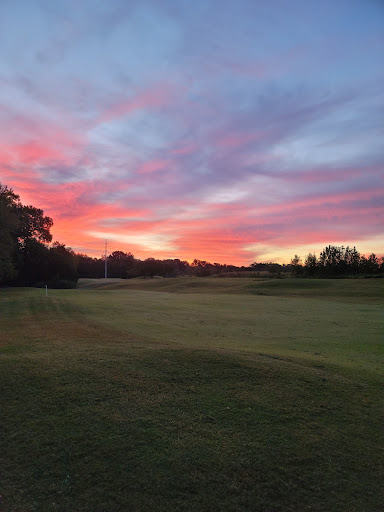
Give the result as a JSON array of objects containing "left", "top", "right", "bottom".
[
  {"left": 97, "top": 84, "right": 172, "bottom": 125},
  {"left": 216, "top": 132, "right": 262, "bottom": 148},
  {"left": 0, "top": 141, "right": 67, "bottom": 167},
  {"left": 170, "top": 144, "right": 196, "bottom": 155},
  {"left": 137, "top": 159, "right": 170, "bottom": 174},
  {"left": 276, "top": 165, "right": 380, "bottom": 184}
]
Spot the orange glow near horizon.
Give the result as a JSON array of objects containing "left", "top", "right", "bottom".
[{"left": 2, "top": 165, "right": 382, "bottom": 266}]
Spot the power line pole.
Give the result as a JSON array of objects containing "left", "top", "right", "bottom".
[{"left": 105, "top": 239, "right": 108, "bottom": 279}]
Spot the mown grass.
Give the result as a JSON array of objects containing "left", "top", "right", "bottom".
[
  {"left": 1, "top": 279, "right": 383, "bottom": 511},
  {"left": 71, "top": 283, "right": 384, "bottom": 378},
  {"left": 79, "top": 276, "right": 384, "bottom": 303}
]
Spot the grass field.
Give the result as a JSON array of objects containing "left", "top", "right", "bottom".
[{"left": 1, "top": 277, "right": 383, "bottom": 511}]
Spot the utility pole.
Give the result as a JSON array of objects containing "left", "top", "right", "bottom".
[{"left": 104, "top": 239, "right": 108, "bottom": 279}]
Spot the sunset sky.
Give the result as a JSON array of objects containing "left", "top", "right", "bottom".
[{"left": 1, "top": 0, "right": 383, "bottom": 265}]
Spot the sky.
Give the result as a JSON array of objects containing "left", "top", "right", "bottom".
[{"left": 0, "top": 0, "right": 383, "bottom": 265}]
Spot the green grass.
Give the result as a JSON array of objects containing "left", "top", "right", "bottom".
[
  {"left": 1, "top": 278, "right": 383, "bottom": 511},
  {"left": 78, "top": 276, "right": 384, "bottom": 303}
]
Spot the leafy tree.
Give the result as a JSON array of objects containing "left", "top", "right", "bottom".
[
  {"left": 304, "top": 253, "right": 318, "bottom": 276},
  {"left": 171, "top": 259, "right": 190, "bottom": 276},
  {"left": 0, "top": 183, "right": 78, "bottom": 286},
  {"left": 290, "top": 255, "right": 301, "bottom": 266},
  {"left": 344, "top": 246, "right": 361, "bottom": 275},
  {"left": 108, "top": 250, "right": 135, "bottom": 278},
  {"left": 18, "top": 238, "right": 50, "bottom": 285},
  {"left": 16, "top": 205, "right": 53, "bottom": 244},
  {"left": 0, "top": 184, "right": 22, "bottom": 282},
  {"left": 290, "top": 255, "right": 303, "bottom": 277},
  {"left": 360, "top": 253, "right": 380, "bottom": 274},
  {"left": 319, "top": 245, "right": 344, "bottom": 275},
  {"left": 76, "top": 254, "right": 105, "bottom": 278},
  {"left": 137, "top": 258, "right": 162, "bottom": 278},
  {"left": 190, "top": 259, "right": 212, "bottom": 276},
  {"left": 48, "top": 242, "right": 78, "bottom": 283}
]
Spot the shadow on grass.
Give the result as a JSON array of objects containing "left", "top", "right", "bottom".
[{"left": 1, "top": 345, "right": 383, "bottom": 512}]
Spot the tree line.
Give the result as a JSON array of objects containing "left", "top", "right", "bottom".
[
  {"left": 76, "top": 253, "right": 289, "bottom": 280},
  {"left": 1, "top": 183, "right": 383, "bottom": 287},
  {"left": 290, "top": 245, "right": 384, "bottom": 277}
]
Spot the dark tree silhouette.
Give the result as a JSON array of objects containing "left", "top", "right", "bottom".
[
  {"left": 0, "top": 183, "right": 77, "bottom": 286},
  {"left": 291, "top": 245, "right": 383, "bottom": 278},
  {"left": 108, "top": 251, "right": 135, "bottom": 278}
]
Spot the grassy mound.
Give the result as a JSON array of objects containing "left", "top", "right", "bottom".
[{"left": 77, "top": 276, "right": 384, "bottom": 303}]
